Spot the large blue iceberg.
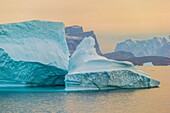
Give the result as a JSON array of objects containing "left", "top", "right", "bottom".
[
  {"left": 0, "top": 20, "right": 69, "bottom": 86},
  {"left": 65, "top": 37, "right": 160, "bottom": 91},
  {"left": 0, "top": 20, "right": 160, "bottom": 90}
]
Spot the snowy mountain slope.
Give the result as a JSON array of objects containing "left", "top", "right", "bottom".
[
  {"left": 115, "top": 36, "right": 170, "bottom": 57},
  {"left": 65, "top": 37, "right": 160, "bottom": 91}
]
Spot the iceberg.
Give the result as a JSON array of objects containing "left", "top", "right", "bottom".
[
  {"left": 65, "top": 37, "right": 160, "bottom": 91},
  {"left": 143, "top": 62, "right": 154, "bottom": 66},
  {"left": 0, "top": 20, "right": 69, "bottom": 86}
]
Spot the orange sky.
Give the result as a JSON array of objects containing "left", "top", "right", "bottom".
[{"left": 0, "top": 0, "right": 170, "bottom": 53}]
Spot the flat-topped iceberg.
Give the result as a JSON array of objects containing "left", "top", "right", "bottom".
[
  {"left": 0, "top": 20, "right": 69, "bottom": 86},
  {"left": 143, "top": 62, "right": 154, "bottom": 66},
  {"left": 65, "top": 37, "right": 160, "bottom": 91}
]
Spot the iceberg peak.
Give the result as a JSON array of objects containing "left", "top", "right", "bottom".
[
  {"left": 76, "top": 36, "right": 96, "bottom": 51},
  {"left": 69, "top": 37, "right": 136, "bottom": 74}
]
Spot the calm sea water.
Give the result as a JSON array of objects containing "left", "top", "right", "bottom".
[{"left": 0, "top": 66, "right": 169, "bottom": 113}]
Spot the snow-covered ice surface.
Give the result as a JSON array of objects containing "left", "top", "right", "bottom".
[
  {"left": 0, "top": 20, "right": 69, "bottom": 70},
  {"left": 143, "top": 62, "right": 154, "bottom": 66},
  {"left": 65, "top": 37, "right": 160, "bottom": 91},
  {"left": 0, "top": 20, "right": 69, "bottom": 86}
]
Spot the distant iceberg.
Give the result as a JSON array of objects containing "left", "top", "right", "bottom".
[
  {"left": 65, "top": 37, "right": 160, "bottom": 91},
  {"left": 0, "top": 20, "right": 69, "bottom": 86},
  {"left": 143, "top": 62, "right": 154, "bottom": 66}
]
